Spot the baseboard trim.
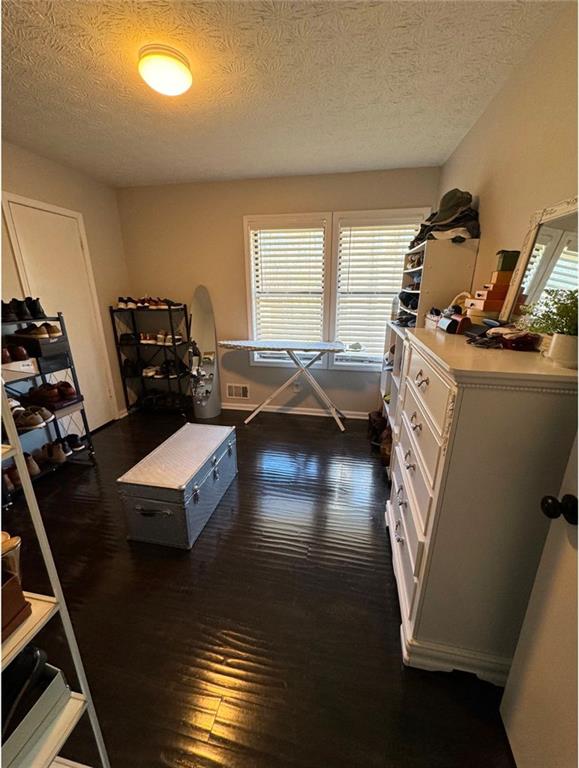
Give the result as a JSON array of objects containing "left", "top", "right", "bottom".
[
  {"left": 220, "top": 402, "right": 367, "bottom": 420},
  {"left": 400, "top": 617, "right": 511, "bottom": 685},
  {"left": 116, "top": 408, "right": 129, "bottom": 419}
]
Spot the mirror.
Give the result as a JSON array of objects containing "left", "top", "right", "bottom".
[
  {"left": 501, "top": 197, "right": 578, "bottom": 321},
  {"left": 189, "top": 285, "right": 221, "bottom": 419}
]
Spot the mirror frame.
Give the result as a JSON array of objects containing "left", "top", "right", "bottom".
[{"left": 500, "top": 194, "right": 578, "bottom": 322}]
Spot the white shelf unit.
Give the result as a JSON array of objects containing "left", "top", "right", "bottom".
[
  {"left": 399, "top": 239, "right": 479, "bottom": 327},
  {"left": 380, "top": 321, "right": 407, "bottom": 432},
  {"left": 1, "top": 385, "right": 110, "bottom": 768}
]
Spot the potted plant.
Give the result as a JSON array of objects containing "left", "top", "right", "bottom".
[{"left": 520, "top": 289, "right": 578, "bottom": 368}]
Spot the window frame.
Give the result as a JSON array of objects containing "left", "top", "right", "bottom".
[{"left": 243, "top": 207, "right": 430, "bottom": 371}]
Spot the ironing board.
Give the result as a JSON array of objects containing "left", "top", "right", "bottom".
[{"left": 218, "top": 339, "right": 347, "bottom": 431}]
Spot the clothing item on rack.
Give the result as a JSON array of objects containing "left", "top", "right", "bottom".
[{"left": 410, "top": 189, "right": 480, "bottom": 249}]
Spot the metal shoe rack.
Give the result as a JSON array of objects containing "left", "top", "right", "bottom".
[
  {"left": 109, "top": 304, "right": 191, "bottom": 412},
  {"left": 1, "top": 385, "right": 110, "bottom": 768},
  {"left": 1, "top": 312, "right": 95, "bottom": 509}
]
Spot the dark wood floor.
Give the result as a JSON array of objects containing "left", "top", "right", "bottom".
[{"left": 5, "top": 410, "right": 515, "bottom": 768}]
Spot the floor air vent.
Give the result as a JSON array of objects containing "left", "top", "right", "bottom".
[{"left": 227, "top": 383, "right": 249, "bottom": 399}]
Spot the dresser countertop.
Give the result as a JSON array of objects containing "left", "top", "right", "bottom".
[{"left": 408, "top": 329, "right": 578, "bottom": 386}]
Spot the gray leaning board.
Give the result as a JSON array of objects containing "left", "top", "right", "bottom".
[{"left": 117, "top": 423, "right": 238, "bottom": 549}]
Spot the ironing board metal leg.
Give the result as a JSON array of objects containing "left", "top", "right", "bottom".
[{"left": 286, "top": 351, "right": 345, "bottom": 431}]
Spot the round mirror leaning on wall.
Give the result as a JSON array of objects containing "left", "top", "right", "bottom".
[
  {"left": 189, "top": 285, "right": 221, "bottom": 419},
  {"left": 500, "top": 196, "right": 578, "bottom": 367}
]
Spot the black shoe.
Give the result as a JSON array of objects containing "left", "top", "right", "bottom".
[
  {"left": 1, "top": 301, "right": 18, "bottom": 322},
  {"left": 25, "top": 297, "right": 47, "bottom": 319},
  {"left": 10, "top": 299, "right": 33, "bottom": 321},
  {"left": 119, "top": 333, "right": 137, "bottom": 345},
  {"left": 65, "top": 433, "right": 86, "bottom": 452},
  {"left": 54, "top": 437, "right": 73, "bottom": 457}
]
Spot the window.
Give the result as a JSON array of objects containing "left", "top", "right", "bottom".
[{"left": 244, "top": 208, "right": 428, "bottom": 369}]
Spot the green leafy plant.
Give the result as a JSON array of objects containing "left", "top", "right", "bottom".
[{"left": 520, "top": 289, "right": 578, "bottom": 336}]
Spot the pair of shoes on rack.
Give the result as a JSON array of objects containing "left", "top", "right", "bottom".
[
  {"left": 13, "top": 322, "right": 62, "bottom": 340},
  {"left": 4, "top": 453, "right": 41, "bottom": 489},
  {"left": 117, "top": 297, "right": 138, "bottom": 309},
  {"left": 2, "top": 345, "right": 29, "bottom": 363},
  {"left": 119, "top": 332, "right": 138, "bottom": 345},
  {"left": 2, "top": 297, "right": 47, "bottom": 322},
  {"left": 28, "top": 381, "right": 77, "bottom": 406},
  {"left": 156, "top": 330, "right": 183, "bottom": 345},
  {"left": 8, "top": 397, "right": 55, "bottom": 432},
  {"left": 143, "top": 360, "right": 188, "bottom": 379},
  {"left": 33, "top": 441, "right": 68, "bottom": 465},
  {"left": 137, "top": 297, "right": 183, "bottom": 310}
]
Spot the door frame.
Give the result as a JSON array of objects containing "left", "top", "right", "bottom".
[{"left": 2, "top": 191, "right": 118, "bottom": 422}]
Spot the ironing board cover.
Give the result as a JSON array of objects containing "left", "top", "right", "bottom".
[
  {"left": 218, "top": 339, "right": 345, "bottom": 352},
  {"left": 117, "top": 424, "right": 234, "bottom": 490}
]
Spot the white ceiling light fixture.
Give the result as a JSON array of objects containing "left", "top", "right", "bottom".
[{"left": 138, "top": 44, "right": 192, "bottom": 96}]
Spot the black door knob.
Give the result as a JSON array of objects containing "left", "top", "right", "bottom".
[{"left": 540, "top": 494, "right": 578, "bottom": 526}]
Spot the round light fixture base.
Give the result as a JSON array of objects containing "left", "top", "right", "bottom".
[{"left": 138, "top": 44, "right": 192, "bottom": 96}]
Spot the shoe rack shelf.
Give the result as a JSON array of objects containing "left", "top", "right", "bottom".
[
  {"left": 0, "top": 387, "right": 110, "bottom": 768},
  {"left": 397, "top": 239, "right": 479, "bottom": 327},
  {"left": 110, "top": 304, "right": 191, "bottom": 413},
  {"left": 1, "top": 312, "right": 95, "bottom": 509}
]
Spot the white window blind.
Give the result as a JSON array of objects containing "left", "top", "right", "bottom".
[
  {"left": 332, "top": 218, "right": 421, "bottom": 366},
  {"left": 245, "top": 209, "right": 428, "bottom": 369},
  {"left": 249, "top": 220, "right": 327, "bottom": 361}
]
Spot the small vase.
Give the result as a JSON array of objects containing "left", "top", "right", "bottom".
[{"left": 546, "top": 333, "right": 578, "bottom": 369}]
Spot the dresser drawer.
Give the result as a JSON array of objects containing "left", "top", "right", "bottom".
[
  {"left": 391, "top": 457, "right": 424, "bottom": 576},
  {"left": 407, "top": 346, "right": 451, "bottom": 433},
  {"left": 401, "top": 383, "right": 443, "bottom": 486},
  {"left": 386, "top": 499, "right": 416, "bottom": 620},
  {"left": 397, "top": 424, "right": 433, "bottom": 533}
]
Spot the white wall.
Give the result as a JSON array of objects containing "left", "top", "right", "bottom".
[
  {"left": 438, "top": 4, "right": 577, "bottom": 288},
  {"left": 2, "top": 141, "right": 130, "bottom": 414},
  {"left": 117, "top": 167, "right": 440, "bottom": 415}
]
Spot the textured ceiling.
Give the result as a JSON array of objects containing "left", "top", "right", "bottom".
[{"left": 2, "top": 0, "right": 563, "bottom": 187}]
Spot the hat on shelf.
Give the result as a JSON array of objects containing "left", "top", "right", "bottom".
[{"left": 431, "top": 189, "right": 473, "bottom": 225}]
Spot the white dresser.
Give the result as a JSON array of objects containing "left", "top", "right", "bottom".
[{"left": 387, "top": 329, "right": 577, "bottom": 684}]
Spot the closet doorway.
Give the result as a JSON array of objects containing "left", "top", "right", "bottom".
[{"left": 2, "top": 193, "right": 116, "bottom": 430}]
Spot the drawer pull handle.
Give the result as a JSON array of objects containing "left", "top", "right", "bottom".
[
  {"left": 395, "top": 533, "right": 405, "bottom": 544},
  {"left": 227, "top": 441, "right": 233, "bottom": 457},
  {"left": 403, "top": 452, "right": 416, "bottom": 472},
  {"left": 134, "top": 505, "right": 173, "bottom": 517},
  {"left": 212, "top": 455, "right": 218, "bottom": 465},
  {"left": 410, "top": 412, "right": 422, "bottom": 432},
  {"left": 415, "top": 369, "right": 430, "bottom": 388},
  {"left": 396, "top": 486, "right": 407, "bottom": 508},
  {"left": 213, "top": 467, "right": 220, "bottom": 481},
  {"left": 192, "top": 485, "right": 200, "bottom": 504}
]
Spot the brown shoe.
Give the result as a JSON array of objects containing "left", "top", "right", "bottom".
[
  {"left": 2, "top": 347, "right": 11, "bottom": 364},
  {"left": 3, "top": 472, "right": 15, "bottom": 493},
  {"left": 42, "top": 442, "right": 67, "bottom": 464},
  {"left": 41, "top": 322, "right": 62, "bottom": 338},
  {"left": 14, "top": 323, "right": 49, "bottom": 339},
  {"left": 6, "top": 466, "right": 21, "bottom": 487},
  {"left": 7, "top": 345, "right": 29, "bottom": 361},
  {"left": 56, "top": 381, "right": 77, "bottom": 400},
  {"left": 27, "top": 405, "right": 55, "bottom": 423},
  {"left": 28, "top": 384, "right": 60, "bottom": 404},
  {"left": 24, "top": 453, "right": 41, "bottom": 477}
]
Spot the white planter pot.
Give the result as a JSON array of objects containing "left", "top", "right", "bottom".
[{"left": 546, "top": 333, "right": 578, "bottom": 369}]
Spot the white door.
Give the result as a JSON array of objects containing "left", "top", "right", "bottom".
[
  {"left": 3, "top": 195, "right": 115, "bottom": 430},
  {"left": 501, "top": 435, "right": 577, "bottom": 768}
]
